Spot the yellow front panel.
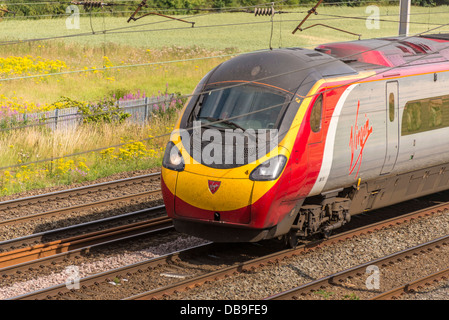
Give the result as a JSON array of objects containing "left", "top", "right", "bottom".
[
  {"left": 176, "top": 171, "right": 254, "bottom": 211},
  {"left": 162, "top": 167, "right": 178, "bottom": 195}
]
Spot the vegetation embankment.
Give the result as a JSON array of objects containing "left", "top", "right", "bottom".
[{"left": 0, "top": 43, "right": 231, "bottom": 196}]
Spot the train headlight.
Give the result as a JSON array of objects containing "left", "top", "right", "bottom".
[
  {"left": 249, "top": 155, "right": 287, "bottom": 181},
  {"left": 163, "top": 141, "right": 185, "bottom": 172}
]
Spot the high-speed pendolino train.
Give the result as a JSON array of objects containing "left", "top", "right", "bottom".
[{"left": 161, "top": 34, "right": 449, "bottom": 245}]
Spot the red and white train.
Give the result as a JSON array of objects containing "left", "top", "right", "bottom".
[{"left": 161, "top": 34, "right": 449, "bottom": 244}]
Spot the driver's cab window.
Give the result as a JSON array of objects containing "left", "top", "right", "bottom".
[{"left": 310, "top": 94, "right": 323, "bottom": 133}]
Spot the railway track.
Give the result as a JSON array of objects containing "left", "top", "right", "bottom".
[
  {"left": 0, "top": 172, "right": 163, "bottom": 244},
  {"left": 127, "top": 200, "right": 449, "bottom": 300},
  {"left": 267, "top": 234, "right": 449, "bottom": 300},
  {"left": 0, "top": 172, "right": 161, "bottom": 214},
  {"left": 372, "top": 267, "right": 449, "bottom": 300},
  {"left": 10, "top": 195, "right": 449, "bottom": 300},
  {"left": 10, "top": 241, "right": 279, "bottom": 300},
  {"left": 0, "top": 189, "right": 162, "bottom": 228},
  {"left": 0, "top": 173, "right": 161, "bottom": 229},
  {"left": 0, "top": 206, "right": 171, "bottom": 271},
  {"left": 0, "top": 171, "right": 171, "bottom": 299}
]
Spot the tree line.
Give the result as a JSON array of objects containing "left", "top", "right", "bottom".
[{"left": 0, "top": 0, "right": 447, "bottom": 18}]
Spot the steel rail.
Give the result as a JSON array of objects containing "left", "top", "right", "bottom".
[
  {"left": 0, "top": 172, "right": 161, "bottom": 212},
  {"left": 126, "top": 246, "right": 295, "bottom": 300},
  {"left": 0, "top": 205, "right": 165, "bottom": 252},
  {"left": 0, "top": 208, "right": 172, "bottom": 279},
  {"left": 0, "top": 208, "right": 171, "bottom": 269},
  {"left": 1, "top": 224, "right": 174, "bottom": 279},
  {"left": 10, "top": 242, "right": 214, "bottom": 300},
  {"left": 371, "top": 267, "right": 449, "bottom": 300},
  {"left": 267, "top": 234, "right": 449, "bottom": 300},
  {"left": 0, "top": 188, "right": 161, "bottom": 227}
]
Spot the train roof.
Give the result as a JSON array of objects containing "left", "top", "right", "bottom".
[
  {"left": 204, "top": 35, "right": 449, "bottom": 96},
  {"left": 315, "top": 35, "right": 449, "bottom": 71},
  {"left": 206, "top": 47, "right": 357, "bottom": 95}
]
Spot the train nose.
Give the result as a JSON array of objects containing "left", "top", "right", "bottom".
[{"left": 173, "top": 172, "right": 254, "bottom": 224}]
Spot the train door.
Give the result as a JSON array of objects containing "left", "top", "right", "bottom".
[
  {"left": 381, "top": 81, "right": 399, "bottom": 175},
  {"left": 307, "top": 93, "right": 325, "bottom": 181}
]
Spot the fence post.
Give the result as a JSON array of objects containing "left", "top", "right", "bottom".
[
  {"left": 55, "top": 109, "right": 59, "bottom": 130},
  {"left": 144, "top": 97, "right": 149, "bottom": 125}
]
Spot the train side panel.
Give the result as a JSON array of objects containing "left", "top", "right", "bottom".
[
  {"left": 312, "top": 81, "right": 387, "bottom": 194},
  {"left": 313, "top": 67, "right": 449, "bottom": 214},
  {"left": 395, "top": 70, "right": 449, "bottom": 174}
]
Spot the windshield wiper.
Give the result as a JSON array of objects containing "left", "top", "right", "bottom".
[
  {"left": 198, "top": 116, "right": 260, "bottom": 144},
  {"left": 198, "top": 117, "right": 246, "bottom": 131}
]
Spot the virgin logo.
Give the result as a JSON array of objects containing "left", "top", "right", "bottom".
[
  {"left": 349, "top": 101, "right": 373, "bottom": 176},
  {"left": 208, "top": 180, "right": 221, "bottom": 194}
]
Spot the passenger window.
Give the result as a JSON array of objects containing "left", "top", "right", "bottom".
[
  {"left": 405, "top": 102, "right": 422, "bottom": 133},
  {"left": 310, "top": 94, "right": 323, "bottom": 133},
  {"left": 402, "top": 94, "right": 449, "bottom": 136},
  {"left": 429, "top": 99, "right": 443, "bottom": 128},
  {"left": 389, "top": 93, "right": 395, "bottom": 122}
]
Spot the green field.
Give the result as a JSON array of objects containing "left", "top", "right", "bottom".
[
  {"left": 1, "top": 5, "right": 449, "bottom": 103},
  {"left": 2, "top": 5, "right": 449, "bottom": 50},
  {"left": 1, "top": 4, "right": 449, "bottom": 195}
]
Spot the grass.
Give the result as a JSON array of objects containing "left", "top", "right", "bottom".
[
  {"left": 0, "top": 44, "right": 235, "bottom": 104},
  {"left": 1, "top": 4, "right": 449, "bottom": 195},
  {"left": 0, "top": 108, "right": 179, "bottom": 195}
]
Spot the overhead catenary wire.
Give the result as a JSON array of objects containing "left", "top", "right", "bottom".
[
  {"left": 0, "top": 16, "right": 446, "bottom": 49},
  {"left": 0, "top": 0, "right": 399, "bottom": 7},
  {"left": 2, "top": 8, "right": 449, "bottom": 47},
  {"left": 0, "top": 10, "right": 440, "bottom": 87},
  {"left": 2, "top": 5, "right": 447, "bottom": 23},
  {"left": 2, "top": 7, "right": 448, "bottom": 24},
  {"left": 0, "top": 6, "right": 282, "bottom": 45},
  {"left": 0, "top": 0, "right": 393, "bottom": 44},
  {"left": 0, "top": 26, "right": 439, "bottom": 135}
]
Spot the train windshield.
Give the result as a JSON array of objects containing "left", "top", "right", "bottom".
[{"left": 194, "top": 84, "right": 290, "bottom": 130}]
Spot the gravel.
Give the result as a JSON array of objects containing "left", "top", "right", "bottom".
[
  {"left": 0, "top": 235, "right": 208, "bottom": 299},
  {"left": 8, "top": 207, "right": 446, "bottom": 300}
]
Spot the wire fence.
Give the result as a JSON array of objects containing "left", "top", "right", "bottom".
[{"left": 0, "top": 93, "right": 176, "bottom": 131}]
